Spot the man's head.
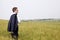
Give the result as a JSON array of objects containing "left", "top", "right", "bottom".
[{"left": 12, "top": 7, "right": 18, "bottom": 14}]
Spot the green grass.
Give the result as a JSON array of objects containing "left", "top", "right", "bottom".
[{"left": 0, "top": 20, "right": 60, "bottom": 40}]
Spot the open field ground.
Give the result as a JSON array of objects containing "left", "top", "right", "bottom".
[{"left": 0, "top": 20, "right": 60, "bottom": 40}]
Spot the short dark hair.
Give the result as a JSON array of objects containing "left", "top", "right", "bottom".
[{"left": 12, "top": 7, "right": 17, "bottom": 12}]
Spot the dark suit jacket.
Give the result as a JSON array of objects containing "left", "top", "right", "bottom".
[{"left": 8, "top": 14, "right": 18, "bottom": 32}]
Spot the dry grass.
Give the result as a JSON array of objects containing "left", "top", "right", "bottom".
[{"left": 0, "top": 20, "right": 60, "bottom": 40}]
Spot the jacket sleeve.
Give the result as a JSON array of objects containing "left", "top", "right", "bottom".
[
  {"left": 11, "top": 15, "right": 15, "bottom": 32},
  {"left": 8, "top": 20, "right": 11, "bottom": 32},
  {"left": 8, "top": 15, "right": 12, "bottom": 32}
]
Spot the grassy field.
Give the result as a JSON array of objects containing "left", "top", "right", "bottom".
[{"left": 0, "top": 19, "right": 60, "bottom": 40}]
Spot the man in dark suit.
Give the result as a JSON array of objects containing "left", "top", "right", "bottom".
[{"left": 8, "top": 7, "right": 18, "bottom": 40}]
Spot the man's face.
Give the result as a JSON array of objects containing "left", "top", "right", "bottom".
[{"left": 15, "top": 9, "right": 18, "bottom": 14}]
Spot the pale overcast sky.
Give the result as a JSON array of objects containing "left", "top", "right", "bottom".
[{"left": 0, "top": 0, "right": 60, "bottom": 22}]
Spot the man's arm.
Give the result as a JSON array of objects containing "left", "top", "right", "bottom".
[{"left": 11, "top": 15, "right": 15, "bottom": 32}]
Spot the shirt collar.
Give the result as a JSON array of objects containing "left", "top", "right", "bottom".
[{"left": 13, "top": 12, "right": 17, "bottom": 15}]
